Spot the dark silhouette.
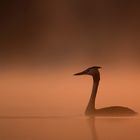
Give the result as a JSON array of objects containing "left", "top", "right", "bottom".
[{"left": 74, "top": 66, "right": 137, "bottom": 116}]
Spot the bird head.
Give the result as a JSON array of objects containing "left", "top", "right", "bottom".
[{"left": 74, "top": 66, "right": 101, "bottom": 76}]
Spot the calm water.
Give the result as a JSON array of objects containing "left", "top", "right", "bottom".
[{"left": 0, "top": 115, "right": 140, "bottom": 140}]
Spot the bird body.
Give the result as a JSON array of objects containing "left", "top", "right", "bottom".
[
  {"left": 74, "top": 66, "right": 137, "bottom": 116},
  {"left": 86, "top": 106, "right": 137, "bottom": 116}
]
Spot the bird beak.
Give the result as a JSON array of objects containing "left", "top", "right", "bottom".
[{"left": 74, "top": 70, "right": 87, "bottom": 76}]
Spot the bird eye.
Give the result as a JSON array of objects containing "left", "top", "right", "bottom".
[{"left": 87, "top": 69, "right": 91, "bottom": 73}]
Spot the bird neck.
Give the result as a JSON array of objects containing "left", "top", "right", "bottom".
[
  {"left": 85, "top": 71, "right": 100, "bottom": 115},
  {"left": 91, "top": 79, "right": 100, "bottom": 109}
]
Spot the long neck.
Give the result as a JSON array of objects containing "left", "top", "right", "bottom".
[{"left": 85, "top": 71, "right": 100, "bottom": 115}]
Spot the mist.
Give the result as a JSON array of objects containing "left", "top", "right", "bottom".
[
  {"left": 1, "top": 2, "right": 140, "bottom": 140},
  {"left": 0, "top": 0, "right": 140, "bottom": 69},
  {"left": 0, "top": 0, "right": 140, "bottom": 116}
]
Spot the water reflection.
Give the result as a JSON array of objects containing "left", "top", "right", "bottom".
[
  {"left": 87, "top": 116, "right": 98, "bottom": 140},
  {"left": 0, "top": 115, "right": 140, "bottom": 140},
  {"left": 86, "top": 116, "right": 140, "bottom": 140}
]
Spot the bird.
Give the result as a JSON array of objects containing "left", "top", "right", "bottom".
[{"left": 74, "top": 66, "right": 137, "bottom": 116}]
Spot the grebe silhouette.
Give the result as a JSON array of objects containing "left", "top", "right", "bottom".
[{"left": 74, "top": 66, "right": 137, "bottom": 116}]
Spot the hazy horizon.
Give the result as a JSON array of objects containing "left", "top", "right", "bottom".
[{"left": 1, "top": 1, "right": 140, "bottom": 140}]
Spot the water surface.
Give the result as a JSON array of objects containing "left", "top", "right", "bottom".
[{"left": 0, "top": 115, "right": 140, "bottom": 140}]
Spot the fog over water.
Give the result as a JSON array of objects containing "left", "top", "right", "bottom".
[
  {"left": 0, "top": 1, "right": 140, "bottom": 140},
  {"left": 0, "top": 67, "right": 139, "bottom": 116}
]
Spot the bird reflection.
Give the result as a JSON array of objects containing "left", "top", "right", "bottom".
[
  {"left": 86, "top": 116, "right": 98, "bottom": 140},
  {"left": 86, "top": 116, "right": 137, "bottom": 140}
]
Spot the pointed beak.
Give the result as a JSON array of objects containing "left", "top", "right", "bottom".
[{"left": 74, "top": 70, "right": 87, "bottom": 76}]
